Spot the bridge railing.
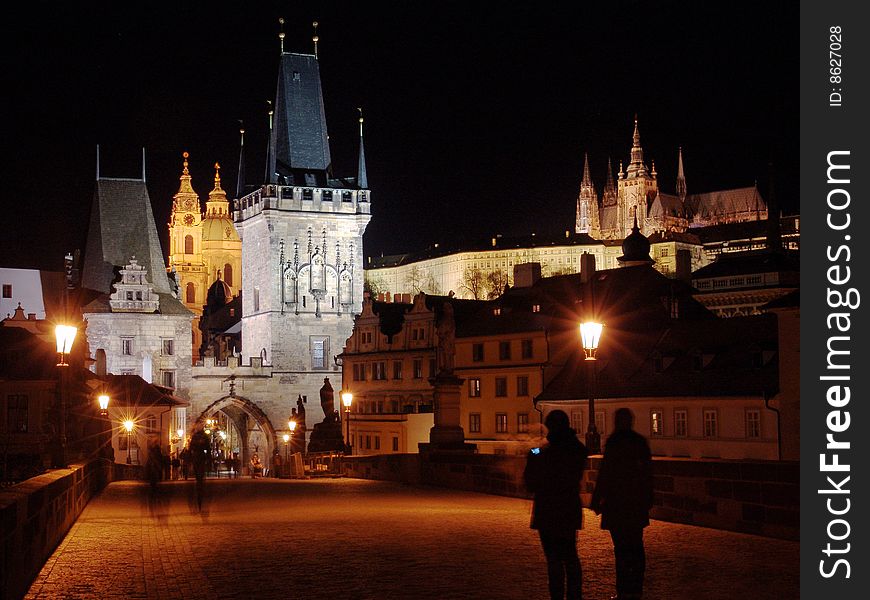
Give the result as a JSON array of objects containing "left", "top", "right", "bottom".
[{"left": 304, "top": 451, "right": 344, "bottom": 476}]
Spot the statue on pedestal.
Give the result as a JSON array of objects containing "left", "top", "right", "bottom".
[{"left": 436, "top": 302, "right": 456, "bottom": 376}]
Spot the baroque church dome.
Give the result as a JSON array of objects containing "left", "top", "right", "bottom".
[
  {"left": 201, "top": 163, "right": 240, "bottom": 243},
  {"left": 617, "top": 216, "right": 654, "bottom": 265},
  {"left": 206, "top": 276, "right": 233, "bottom": 307}
]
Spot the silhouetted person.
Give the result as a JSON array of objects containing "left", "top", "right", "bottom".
[
  {"left": 145, "top": 439, "right": 164, "bottom": 492},
  {"left": 591, "top": 408, "right": 654, "bottom": 600},
  {"left": 189, "top": 425, "right": 210, "bottom": 510},
  {"left": 524, "top": 410, "right": 588, "bottom": 600}
]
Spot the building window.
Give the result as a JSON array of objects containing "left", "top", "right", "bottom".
[
  {"left": 650, "top": 410, "right": 663, "bottom": 437},
  {"left": 469, "top": 378, "right": 481, "bottom": 397},
  {"left": 493, "top": 377, "right": 507, "bottom": 397},
  {"left": 224, "top": 264, "right": 233, "bottom": 287},
  {"left": 6, "top": 394, "right": 28, "bottom": 432},
  {"left": 392, "top": 437, "right": 399, "bottom": 452},
  {"left": 121, "top": 338, "right": 133, "bottom": 356},
  {"left": 472, "top": 343, "right": 484, "bottom": 362},
  {"left": 374, "top": 436, "right": 380, "bottom": 450},
  {"left": 254, "top": 287, "right": 260, "bottom": 312},
  {"left": 429, "top": 358, "right": 437, "bottom": 378},
  {"left": 373, "top": 362, "right": 386, "bottom": 380},
  {"left": 570, "top": 410, "right": 583, "bottom": 433},
  {"left": 516, "top": 375, "right": 529, "bottom": 397},
  {"left": 495, "top": 413, "right": 508, "bottom": 433},
  {"left": 521, "top": 339, "right": 533, "bottom": 359},
  {"left": 162, "top": 339, "right": 174, "bottom": 356},
  {"left": 145, "top": 414, "right": 158, "bottom": 433},
  {"left": 469, "top": 413, "right": 481, "bottom": 433},
  {"left": 161, "top": 370, "right": 175, "bottom": 388},
  {"left": 595, "top": 411, "right": 606, "bottom": 437},
  {"left": 1, "top": 284, "right": 11, "bottom": 298},
  {"left": 391, "top": 360, "right": 403, "bottom": 380},
  {"left": 311, "top": 338, "right": 327, "bottom": 369},
  {"left": 365, "top": 435, "right": 371, "bottom": 449},
  {"left": 413, "top": 359, "right": 423, "bottom": 379},
  {"left": 532, "top": 304, "right": 541, "bottom": 313},
  {"left": 499, "top": 341, "right": 511, "bottom": 360},
  {"left": 517, "top": 413, "right": 529, "bottom": 433},
  {"left": 184, "top": 234, "right": 194, "bottom": 254},
  {"left": 703, "top": 409, "right": 718, "bottom": 438},
  {"left": 746, "top": 409, "right": 761, "bottom": 439},
  {"left": 674, "top": 410, "right": 688, "bottom": 437}
]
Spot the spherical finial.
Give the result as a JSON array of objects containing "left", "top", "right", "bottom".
[
  {"left": 279, "top": 32, "right": 286, "bottom": 40},
  {"left": 183, "top": 151, "right": 189, "bottom": 159},
  {"left": 240, "top": 127, "right": 245, "bottom": 135},
  {"left": 279, "top": 17, "right": 285, "bottom": 25},
  {"left": 313, "top": 20, "right": 318, "bottom": 27}
]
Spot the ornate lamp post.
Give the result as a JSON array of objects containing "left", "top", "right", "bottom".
[
  {"left": 97, "top": 394, "right": 110, "bottom": 417},
  {"left": 282, "top": 433, "right": 290, "bottom": 463},
  {"left": 54, "top": 324, "right": 77, "bottom": 467},
  {"left": 341, "top": 391, "right": 353, "bottom": 454},
  {"left": 97, "top": 395, "right": 110, "bottom": 459},
  {"left": 123, "top": 419, "right": 135, "bottom": 464},
  {"left": 579, "top": 321, "right": 603, "bottom": 454}
]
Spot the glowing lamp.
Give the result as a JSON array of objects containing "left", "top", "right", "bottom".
[
  {"left": 289, "top": 420, "right": 297, "bottom": 432},
  {"left": 123, "top": 420, "right": 134, "bottom": 433},
  {"left": 283, "top": 434, "right": 290, "bottom": 443},
  {"left": 341, "top": 392, "right": 353, "bottom": 408},
  {"left": 55, "top": 325, "right": 77, "bottom": 366},
  {"left": 98, "top": 394, "right": 110, "bottom": 416},
  {"left": 579, "top": 322, "right": 603, "bottom": 360}
]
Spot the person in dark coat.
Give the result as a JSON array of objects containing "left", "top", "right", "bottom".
[
  {"left": 591, "top": 408, "right": 654, "bottom": 600},
  {"left": 524, "top": 409, "right": 588, "bottom": 600}
]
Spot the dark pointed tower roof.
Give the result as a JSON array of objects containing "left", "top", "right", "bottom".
[
  {"left": 581, "top": 153, "right": 593, "bottom": 188},
  {"left": 358, "top": 109, "right": 368, "bottom": 189},
  {"left": 236, "top": 125, "right": 246, "bottom": 199},
  {"left": 267, "top": 52, "right": 332, "bottom": 186},
  {"left": 617, "top": 216, "right": 655, "bottom": 266},
  {"left": 676, "top": 146, "right": 687, "bottom": 201},
  {"left": 82, "top": 174, "right": 172, "bottom": 295}
]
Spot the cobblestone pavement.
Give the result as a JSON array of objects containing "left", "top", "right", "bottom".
[{"left": 25, "top": 478, "right": 797, "bottom": 600}]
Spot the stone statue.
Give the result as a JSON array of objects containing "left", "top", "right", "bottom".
[
  {"left": 436, "top": 302, "right": 456, "bottom": 375},
  {"left": 319, "top": 378, "right": 334, "bottom": 422},
  {"left": 296, "top": 395, "right": 307, "bottom": 430}
]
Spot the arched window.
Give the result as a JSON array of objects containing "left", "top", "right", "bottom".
[
  {"left": 224, "top": 263, "right": 233, "bottom": 287},
  {"left": 186, "top": 282, "right": 195, "bottom": 304},
  {"left": 184, "top": 234, "right": 194, "bottom": 255}
]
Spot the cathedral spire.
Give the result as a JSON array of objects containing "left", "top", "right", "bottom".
[
  {"left": 236, "top": 124, "right": 246, "bottom": 199},
  {"left": 581, "top": 153, "right": 593, "bottom": 188},
  {"left": 627, "top": 115, "right": 646, "bottom": 177},
  {"left": 358, "top": 108, "right": 368, "bottom": 189},
  {"left": 177, "top": 152, "right": 195, "bottom": 195},
  {"left": 605, "top": 157, "right": 615, "bottom": 191},
  {"left": 207, "top": 162, "right": 229, "bottom": 216},
  {"left": 676, "top": 146, "right": 687, "bottom": 201}
]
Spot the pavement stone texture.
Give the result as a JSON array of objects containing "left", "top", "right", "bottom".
[{"left": 25, "top": 478, "right": 798, "bottom": 600}]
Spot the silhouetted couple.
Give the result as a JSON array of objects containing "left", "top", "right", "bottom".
[{"left": 524, "top": 408, "right": 653, "bottom": 600}]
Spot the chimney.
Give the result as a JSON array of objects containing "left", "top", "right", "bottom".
[
  {"left": 27, "top": 313, "right": 36, "bottom": 320},
  {"left": 580, "top": 253, "right": 597, "bottom": 283},
  {"left": 513, "top": 262, "right": 542, "bottom": 288},
  {"left": 675, "top": 249, "right": 692, "bottom": 282},
  {"left": 95, "top": 350, "right": 107, "bottom": 377}
]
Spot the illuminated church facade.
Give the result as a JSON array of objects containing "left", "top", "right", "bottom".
[
  {"left": 167, "top": 156, "right": 242, "bottom": 361},
  {"left": 575, "top": 118, "right": 768, "bottom": 239}
]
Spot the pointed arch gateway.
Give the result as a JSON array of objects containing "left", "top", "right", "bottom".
[{"left": 195, "top": 395, "right": 279, "bottom": 474}]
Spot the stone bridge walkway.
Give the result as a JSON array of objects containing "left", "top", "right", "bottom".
[{"left": 25, "top": 479, "right": 797, "bottom": 600}]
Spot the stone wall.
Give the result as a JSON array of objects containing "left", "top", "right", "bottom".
[
  {"left": 342, "top": 453, "right": 798, "bottom": 540},
  {"left": 0, "top": 460, "right": 143, "bottom": 600}
]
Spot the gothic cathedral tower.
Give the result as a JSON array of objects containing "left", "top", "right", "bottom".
[
  {"left": 617, "top": 117, "right": 657, "bottom": 237},
  {"left": 575, "top": 153, "right": 600, "bottom": 238},
  {"left": 235, "top": 50, "right": 371, "bottom": 377}
]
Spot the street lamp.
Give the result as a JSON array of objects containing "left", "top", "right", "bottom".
[
  {"left": 98, "top": 394, "right": 110, "bottom": 417},
  {"left": 123, "top": 419, "right": 135, "bottom": 464},
  {"left": 54, "top": 324, "right": 77, "bottom": 467},
  {"left": 579, "top": 321, "right": 604, "bottom": 454},
  {"left": 282, "top": 433, "right": 290, "bottom": 463},
  {"left": 341, "top": 391, "right": 353, "bottom": 454}
]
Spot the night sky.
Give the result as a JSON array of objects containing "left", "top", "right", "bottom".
[{"left": 2, "top": 1, "right": 798, "bottom": 272}]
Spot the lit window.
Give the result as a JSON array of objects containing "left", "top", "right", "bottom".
[
  {"left": 495, "top": 413, "right": 508, "bottom": 433},
  {"left": 469, "top": 378, "right": 481, "bottom": 397},
  {"left": 517, "top": 413, "right": 529, "bottom": 433},
  {"left": 650, "top": 410, "right": 663, "bottom": 436},
  {"left": 393, "top": 361, "right": 403, "bottom": 380},
  {"left": 570, "top": 410, "right": 583, "bottom": 432},
  {"left": 145, "top": 414, "right": 158, "bottom": 433},
  {"left": 413, "top": 359, "right": 423, "bottom": 379},
  {"left": 469, "top": 413, "right": 481, "bottom": 433}
]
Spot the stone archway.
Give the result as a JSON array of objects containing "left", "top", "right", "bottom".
[{"left": 195, "top": 395, "right": 278, "bottom": 474}]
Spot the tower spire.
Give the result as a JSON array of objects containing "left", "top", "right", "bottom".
[
  {"left": 627, "top": 114, "right": 646, "bottom": 176},
  {"left": 236, "top": 123, "right": 246, "bottom": 199},
  {"left": 676, "top": 146, "right": 687, "bottom": 201},
  {"left": 96, "top": 145, "right": 100, "bottom": 180},
  {"left": 312, "top": 21, "right": 319, "bottom": 59},
  {"left": 278, "top": 17, "right": 286, "bottom": 54},
  {"left": 142, "top": 147, "right": 146, "bottom": 182},
  {"left": 358, "top": 107, "right": 368, "bottom": 189},
  {"left": 581, "top": 153, "right": 592, "bottom": 187}
]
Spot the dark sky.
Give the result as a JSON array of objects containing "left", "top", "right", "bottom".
[{"left": 2, "top": 1, "right": 798, "bottom": 272}]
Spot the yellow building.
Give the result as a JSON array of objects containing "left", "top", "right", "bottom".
[{"left": 167, "top": 154, "right": 241, "bottom": 361}]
